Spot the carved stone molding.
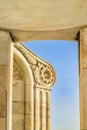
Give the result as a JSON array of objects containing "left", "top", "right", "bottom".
[
  {"left": 13, "top": 46, "right": 34, "bottom": 130},
  {"left": 14, "top": 42, "right": 56, "bottom": 89}
]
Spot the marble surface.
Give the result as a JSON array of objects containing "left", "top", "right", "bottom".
[
  {"left": 0, "top": 0, "right": 87, "bottom": 31},
  {"left": 0, "top": 0, "right": 87, "bottom": 41}
]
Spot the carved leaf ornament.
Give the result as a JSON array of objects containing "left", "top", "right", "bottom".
[{"left": 15, "top": 42, "right": 56, "bottom": 89}]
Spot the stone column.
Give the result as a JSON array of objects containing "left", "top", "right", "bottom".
[
  {"left": 34, "top": 87, "right": 40, "bottom": 130},
  {"left": 45, "top": 91, "right": 51, "bottom": 130},
  {"left": 80, "top": 28, "right": 87, "bottom": 130},
  {"left": 14, "top": 42, "right": 56, "bottom": 130},
  {"left": 42, "top": 91, "right": 46, "bottom": 130},
  {"left": 41, "top": 91, "right": 51, "bottom": 130},
  {"left": 0, "top": 31, "right": 13, "bottom": 130}
]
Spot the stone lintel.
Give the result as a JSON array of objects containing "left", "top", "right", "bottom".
[{"left": 2, "top": 25, "right": 85, "bottom": 42}]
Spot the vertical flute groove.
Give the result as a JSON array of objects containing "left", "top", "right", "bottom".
[
  {"left": 46, "top": 92, "right": 48, "bottom": 130},
  {"left": 40, "top": 91, "right": 42, "bottom": 130}
]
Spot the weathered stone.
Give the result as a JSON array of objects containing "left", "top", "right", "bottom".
[
  {"left": 25, "top": 101, "right": 34, "bottom": 115},
  {"left": 0, "top": 66, "right": 8, "bottom": 90},
  {"left": 0, "top": 0, "right": 87, "bottom": 41},
  {"left": 12, "top": 114, "right": 24, "bottom": 130},
  {"left": 80, "top": 29, "right": 87, "bottom": 69},
  {"left": 12, "top": 79, "right": 24, "bottom": 101},
  {"left": 25, "top": 115, "right": 33, "bottom": 130},
  {"left": 80, "top": 69, "right": 87, "bottom": 128},
  {"left": 0, "top": 31, "right": 13, "bottom": 130},
  {"left": 0, "top": 118, "right": 6, "bottom": 130},
  {"left": 12, "top": 102, "right": 24, "bottom": 114},
  {"left": 0, "top": 87, "right": 6, "bottom": 117},
  {"left": 80, "top": 29, "right": 87, "bottom": 130},
  {"left": 80, "top": 29, "right": 87, "bottom": 52},
  {"left": 0, "top": 31, "right": 12, "bottom": 65}
]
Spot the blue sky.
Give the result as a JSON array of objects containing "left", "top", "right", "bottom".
[{"left": 24, "top": 40, "right": 80, "bottom": 130}]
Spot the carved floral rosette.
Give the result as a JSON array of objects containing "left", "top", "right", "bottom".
[{"left": 14, "top": 42, "right": 56, "bottom": 89}]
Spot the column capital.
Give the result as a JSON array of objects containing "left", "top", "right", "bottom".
[{"left": 14, "top": 42, "right": 56, "bottom": 90}]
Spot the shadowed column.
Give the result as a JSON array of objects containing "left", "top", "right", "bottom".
[{"left": 80, "top": 28, "right": 87, "bottom": 130}]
